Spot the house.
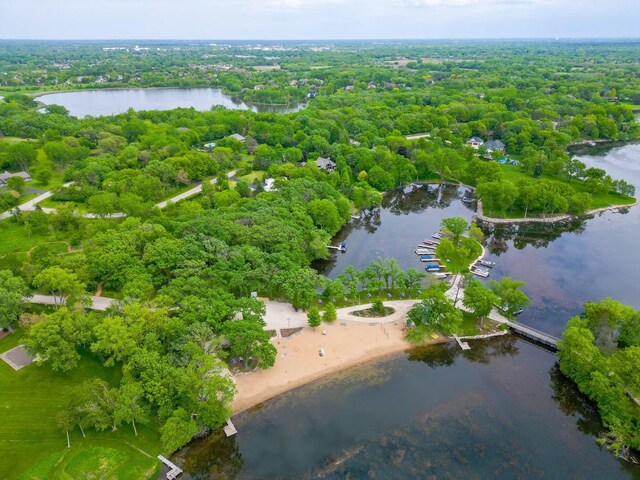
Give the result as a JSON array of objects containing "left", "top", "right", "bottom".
[
  {"left": 467, "top": 137, "right": 484, "bottom": 149},
  {"left": 344, "top": 85, "right": 354, "bottom": 91},
  {"left": 0, "top": 171, "right": 31, "bottom": 187},
  {"left": 264, "top": 178, "right": 277, "bottom": 192},
  {"left": 228, "top": 133, "right": 246, "bottom": 143},
  {"left": 315, "top": 157, "right": 336, "bottom": 172},
  {"left": 203, "top": 142, "right": 217, "bottom": 149},
  {"left": 484, "top": 140, "right": 506, "bottom": 153}
]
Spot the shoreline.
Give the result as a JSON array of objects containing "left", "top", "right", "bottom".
[
  {"left": 232, "top": 320, "right": 447, "bottom": 415},
  {"left": 405, "top": 181, "right": 637, "bottom": 225}
]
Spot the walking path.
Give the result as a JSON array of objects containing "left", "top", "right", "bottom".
[
  {"left": 0, "top": 171, "right": 236, "bottom": 220},
  {"left": 28, "top": 294, "right": 116, "bottom": 311}
]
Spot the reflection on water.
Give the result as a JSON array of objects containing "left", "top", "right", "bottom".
[
  {"left": 318, "top": 143, "right": 640, "bottom": 337},
  {"left": 173, "top": 143, "right": 640, "bottom": 479},
  {"left": 37, "top": 87, "right": 305, "bottom": 118},
  {"left": 314, "top": 183, "right": 476, "bottom": 276},
  {"left": 175, "top": 338, "right": 640, "bottom": 479}
]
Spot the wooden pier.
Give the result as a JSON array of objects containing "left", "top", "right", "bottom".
[
  {"left": 503, "top": 320, "right": 559, "bottom": 350},
  {"left": 158, "top": 455, "right": 183, "bottom": 480},
  {"left": 453, "top": 335, "right": 471, "bottom": 350}
]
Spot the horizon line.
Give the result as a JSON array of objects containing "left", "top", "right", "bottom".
[{"left": 1, "top": 37, "right": 640, "bottom": 42}]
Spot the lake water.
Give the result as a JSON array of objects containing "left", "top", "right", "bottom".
[
  {"left": 174, "top": 143, "right": 640, "bottom": 479},
  {"left": 37, "top": 88, "right": 305, "bottom": 118},
  {"left": 175, "top": 338, "right": 639, "bottom": 479}
]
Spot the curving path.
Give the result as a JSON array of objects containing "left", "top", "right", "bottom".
[{"left": 0, "top": 171, "right": 236, "bottom": 220}]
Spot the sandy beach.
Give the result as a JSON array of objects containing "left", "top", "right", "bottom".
[{"left": 232, "top": 319, "right": 444, "bottom": 414}]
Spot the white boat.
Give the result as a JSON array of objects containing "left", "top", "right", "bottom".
[
  {"left": 471, "top": 267, "right": 490, "bottom": 278},
  {"left": 416, "top": 248, "right": 435, "bottom": 254},
  {"left": 433, "top": 272, "right": 449, "bottom": 279},
  {"left": 478, "top": 259, "right": 495, "bottom": 268}
]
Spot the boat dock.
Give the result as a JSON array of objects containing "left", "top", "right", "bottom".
[
  {"left": 223, "top": 419, "right": 237, "bottom": 436},
  {"left": 453, "top": 335, "right": 471, "bottom": 350},
  {"left": 327, "top": 242, "right": 347, "bottom": 253},
  {"left": 504, "top": 320, "right": 560, "bottom": 350},
  {"left": 158, "top": 455, "right": 183, "bottom": 480}
]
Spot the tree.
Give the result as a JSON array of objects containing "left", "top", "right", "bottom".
[
  {"left": 441, "top": 217, "right": 469, "bottom": 246},
  {"left": 161, "top": 408, "right": 199, "bottom": 453},
  {"left": 6, "top": 142, "right": 36, "bottom": 171},
  {"left": 488, "top": 277, "right": 530, "bottom": 314},
  {"left": 462, "top": 280, "right": 499, "bottom": 325},
  {"left": 477, "top": 180, "right": 519, "bottom": 217},
  {"left": 407, "top": 287, "right": 462, "bottom": 335},
  {"left": 371, "top": 299, "right": 386, "bottom": 316},
  {"left": 114, "top": 380, "right": 149, "bottom": 436},
  {"left": 87, "top": 192, "right": 118, "bottom": 218},
  {"left": 223, "top": 319, "right": 277, "bottom": 369},
  {"left": 0, "top": 270, "right": 29, "bottom": 329},
  {"left": 6, "top": 176, "right": 26, "bottom": 193},
  {"left": 307, "top": 198, "right": 342, "bottom": 235},
  {"left": 235, "top": 180, "right": 252, "bottom": 198},
  {"left": 307, "top": 306, "right": 322, "bottom": 329},
  {"left": 33, "top": 266, "right": 85, "bottom": 307},
  {"left": 323, "top": 302, "right": 337, "bottom": 323},
  {"left": 25, "top": 308, "right": 94, "bottom": 371},
  {"left": 56, "top": 410, "right": 74, "bottom": 449}
]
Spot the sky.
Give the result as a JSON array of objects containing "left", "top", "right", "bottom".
[{"left": 2, "top": 0, "right": 640, "bottom": 40}]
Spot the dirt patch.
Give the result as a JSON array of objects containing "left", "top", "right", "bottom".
[
  {"left": 351, "top": 307, "right": 396, "bottom": 318},
  {"left": 280, "top": 327, "right": 303, "bottom": 338}
]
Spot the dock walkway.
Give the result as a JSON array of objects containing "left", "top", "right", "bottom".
[
  {"left": 503, "top": 320, "right": 560, "bottom": 350},
  {"left": 158, "top": 455, "right": 183, "bottom": 480}
]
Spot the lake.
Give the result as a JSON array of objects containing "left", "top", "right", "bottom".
[
  {"left": 173, "top": 143, "right": 640, "bottom": 479},
  {"left": 175, "top": 338, "right": 639, "bottom": 479},
  {"left": 37, "top": 88, "right": 305, "bottom": 118},
  {"left": 319, "top": 142, "right": 640, "bottom": 337}
]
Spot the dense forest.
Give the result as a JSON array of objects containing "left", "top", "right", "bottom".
[{"left": 0, "top": 40, "right": 639, "bottom": 476}]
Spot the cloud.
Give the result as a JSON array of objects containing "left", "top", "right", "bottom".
[
  {"left": 401, "top": 0, "right": 544, "bottom": 6},
  {"left": 265, "top": 0, "right": 347, "bottom": 8}
]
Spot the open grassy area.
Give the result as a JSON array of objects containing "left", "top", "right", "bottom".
[
  {"left": 239, "top": 171, "right": 264, "bottom": 184},
  {"left": 0, "top": 221, "right": 56, "bottom": 257},
  {"left": 0, "top": 331, "right": 162, "bottom": 480},
  {"left": 0, "top": 137, "right": 31, "bottom": 144},
  {"left": 459, "top": 312, "right": 481, "bottom": 336}
]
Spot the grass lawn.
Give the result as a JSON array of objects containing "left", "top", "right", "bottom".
[
  {"left": 239, "top": 171, "right": 264, "bottom": 184},
  {"left": 0, "top": 331, "right": 162, "bottom": 480},
  {"left": 0, "top": 221, "right": 55, "bottom": 257},
  {"left": 0, "top": 137, "right": 31, "bottom": 144},
  {"left": 459, "top": 312, "right": 481, "bottom": 336}
]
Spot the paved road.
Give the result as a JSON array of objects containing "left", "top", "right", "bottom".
[
  {"left": 154, "top": 170, "right": 236, "bottom": 209},
  {"left": 29, "top": 294, "right": 117, "bottom": 311},
  {"left": 0, "top": 182, "right": 73, "bottom": 220}
]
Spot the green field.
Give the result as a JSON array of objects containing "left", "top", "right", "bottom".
[{"left": 0, "top": 332, "right": 162, "bottom": 480}]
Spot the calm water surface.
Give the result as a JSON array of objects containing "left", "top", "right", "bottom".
[
  {"left": 173, "top": 143, "right": 640, "bottom": 479},
  {"left": 37, "top": 88, "right": 305, "bottom": 118},
  {"left": 175, "top": 338, "right": 639, "bottom": 479}
]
